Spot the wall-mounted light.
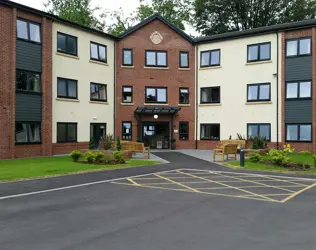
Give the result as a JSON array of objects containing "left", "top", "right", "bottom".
[{"left": 154, "top": 114, "right": 158, "bottom": 119}]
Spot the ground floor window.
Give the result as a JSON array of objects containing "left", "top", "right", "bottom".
[
  {"left": 200, "top": 124, "right": 220, "bottom": 140},
  {"left": 247, "top": 123, "right": 271, "bottom": 140},
  {"left": 179, "top": 122, "right": 189, "bottom": 140},
  {"left": 122, "top": 122, "right": 132, "bottom": 140},
  {"left": 15, "top": 122, "right": 41, "bottom": 144},
  {"left": 57, "top": 123, "right": 77, "bottom": 142},
  {"left": 286, "top": 124, "right": 312, "bottom": 142}
]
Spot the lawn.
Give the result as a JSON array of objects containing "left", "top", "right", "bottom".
[
  {"left": 0, "top": 156, "right": 162, "bottom": 181},
  {"left": 227, "top": 153, "right": 316, "bottom": 174}
]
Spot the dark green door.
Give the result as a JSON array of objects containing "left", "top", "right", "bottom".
[{"left": 90, "top": 123, "right": 106, "bottom": 148}]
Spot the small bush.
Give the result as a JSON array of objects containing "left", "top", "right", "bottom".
[
  {"left": 283, "top": 144, "right": 294, "bottom": 154},
  {"left": 299, "top": 150, "right": 312, "bottom": 155},
  {"left": 113, "top": 151, "right": 125, "bottom": 164},
  {"left": 268, "top": 149, "right": 279, "bottom": 157},
  {"left": 116, "top": 136, "right": 122, "bottom": 151},
  {"left": 70, "top": 150, "right": 82, "bottom": 162},
  {"left": 89, "top": 138, "right": 96, "bottom": 150},
  {"left": 250, "top": 135, "right": 267, "bottom": 149},
  {"left": 84, "top": 151, "right": 95, "bottom": 163},
  {"left": 313, "top": 154, "right": 316, "bottom": 167},
  {"left": 94, "top": 152, "right": 105, "bottom": 163},
  {"left": 249, "top": 153, "right": 262, "bottom": 163}
]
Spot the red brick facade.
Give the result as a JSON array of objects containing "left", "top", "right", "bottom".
[{"left": 115, "top": 19, "right": 196, "bottom": 149}]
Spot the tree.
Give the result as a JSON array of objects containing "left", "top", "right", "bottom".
[
  {"left": 106, "top": 8, "right": 138, "bottom": 36},
  {"left": 44, "top": 0, "right": 106, "bottom": 31},
  {"left": 194, "top": 0, "right": 316, "bottom": 36}
]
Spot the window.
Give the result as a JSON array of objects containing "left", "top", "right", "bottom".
[
  {"left": 179, "top": 52, "right": 189, "bottom": 68},
  {"left": 200, "top": 124, "right": 220, "bottom": 140},
  {"left": 247, "top": 83, "right": 271, "bottom": 102},
  {"left": 90, "top": 42, "right": 107, "bottom": 63},
  {"left": 57, "top": 32, "right": 77, "bottom": 56},
  {"left": 179, "top": 122, "right": 189, "bottom": 140},
  {"left": 15, "top": 122, "right": 41, "bottom": 144},
  {"left": 145, "top": 51, "right": 168, "bottom": 67},
  {"left": 16, "top": 70, "right": 41, "bottom": 92},
  {"left": 286, "top": 124, "right": 312, "bottom": 142},
  {"left": 57, "top": 77, "right": 78, "bottom": 99},
  {"left": 145, "top": 87, "right": 167, "bottom": 103},
  {"left": 200, "top": 87, "right": 220, "bottom": 104},
  {"left": 122, "top": 122, "right": 132, "bottom": 140},
  {"left": 122, "top": 86, "right": 133, "bottom": 103},
  {"left": 123, "top": 49, "right": 133, "bottom": 66},
  {"left": 247, "top": 42, "right": 271, "bottom": 62},
  {"left": 179, "top": 88, "right": 189, "bottom": 104},
  {"left": 57, "top": 123, "right": 77, "bottom": 142},
  {"left": 286, "top": 38, "right": 311, "bottom": 57},
  {"left": 247, "top": 124, "right": 271, "bottom": 140},
  {"left": 286, "top": 81, "right": 311, "bottom": 99},
  {"left": 90, "top": 83, "right": 107, "bottom": 102},
  {"left": 16, "top": 19, "right": 41, "bottom": 43},
  {"left": 200, "top": 49, "right": 220, "bottom": 67}
]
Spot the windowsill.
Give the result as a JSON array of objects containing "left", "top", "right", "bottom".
[
  {"left": 178, "top": 68, "right": 190, "bottom": 71},
  {"left": 56, "top": 52, "right": 79, "bottom": 60},
  {"left": 246, "top": 101, "right": 272, "bottom": 105},
  {"left": 199, "top": 103, "right": 221, "bottom": 107},
  {"left": 285, "top": 141, "right": 312, "bottom": 143},
  {"left": 199, "top": 66, "right": 222, "bottom": 70},
  {"left": 144, "top": 103, "right": 169, "bottom": 106},
  {"left": 89, "top": 101, "right": 108, "bottom": 105},
  {"left": 56, "top": 98, "right": 80, "bottom": 102},
  {"left": 121, "top": 65, "right": 134, "bottom": 68},
  {"left": 89, "top": 60, "right": 108, "bottom": 66},
  {"left": 178, "top": 104, "right": 191, "bottom": 107},
  {"left": 246, "top": 60, "right": 272, "bottom": 66},
  {"left": 121, "top": 103, "right": 134, "bottom": 106},
  {"left": 57, "top": 141, "right": 78, "bottom": 144},
  {"left": 144, "top": 66, "right": 169, "bottom": 70}
]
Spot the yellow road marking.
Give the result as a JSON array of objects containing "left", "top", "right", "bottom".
[
  {"left": 241, "top": 194, "right": 290, "bottom": 197},
  {"left": 281, "top": 182, "right": 316, "bottom": 203},
  {"left": 256, "top": 175, "right": 309, "bottom": 187},
  {"left": 197, "top": 185, "right": 303, "bottom": 190},
  {"left": 127, "top": 178, "right": 139, "bottom": 186},
  {"left": 212, "top": 172, "right": 296, "bottom": 193},
  {"left": 154, "top": 174, "right": 201, "bottom": 193},
  {"left": 176, "top": 170, "right": 278, "bottom": 202}
]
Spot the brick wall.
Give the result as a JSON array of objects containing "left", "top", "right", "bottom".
[
  {"left": 115, "top": 19, "right": 196, "bottom": 149},
  {"left": 52, "top": 142, "right": 89, "bottom": 155}
]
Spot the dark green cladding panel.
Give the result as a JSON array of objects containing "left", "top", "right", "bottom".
[
  {"left": 285, "top": 100, "right": 312, "bottom": 123},
  {"left": 16, "top": 40, "right": 42, "bottom": 72},
  {"left": 285, "top": 56, "right": 312, "bottom": 81},
  {"left": 15, "top": 93, "right": 42, "bottom": 122}
]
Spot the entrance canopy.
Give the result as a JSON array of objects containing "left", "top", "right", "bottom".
[{"left": 135, "top": 106, "right": 181, "bottom": 115}]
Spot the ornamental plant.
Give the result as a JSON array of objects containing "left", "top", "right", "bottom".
[
  {"left": 249, "top": 153, "right": 262, "bottom": 163},
  {"left": 283, "top": 144, "right": 294, "bottom": 154},
  {"left": 94, "top": 152, "right": 105, "bottom": 163},
  {"left": 113, "top": 151, "right": 125, "bottom": 164},
  {"left": 116, "top": 136, "right": 122, "bottom": 151},
  {"left": 84, "top": 151, "right": 95, "bottom": 163},
  {"left": 70, "top": 150, "right": 82, "bottom": 162}
]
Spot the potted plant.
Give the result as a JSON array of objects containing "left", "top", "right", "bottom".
[{"left": 171, "top": 137, "right": 176, "bottom": 150}]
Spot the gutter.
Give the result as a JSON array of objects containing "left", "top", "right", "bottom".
[
  {"left": 113, "top": 42, "right": 116, "bottom": 137},
  {"left": 276, "top": 32, "right": 279, "bottom": 149}
]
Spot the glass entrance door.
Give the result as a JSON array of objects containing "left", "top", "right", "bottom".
[
  {"left": 90, "top": 123, "right": 106, "bottom": 148},
  {"left": 142, "top": 122, "right": 169, "bottom": 149}
]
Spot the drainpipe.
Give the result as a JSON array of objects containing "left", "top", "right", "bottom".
[
  {"left": 276, "top": 32, "right": 279, "bottom": 149},
  {"left": 113, "top": 41, "right": 116, "bottom": 137},
  {"left": 195, "top": 43, "right": 199, "bottom": 149}
]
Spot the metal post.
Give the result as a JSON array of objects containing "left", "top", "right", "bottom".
[{"left": 240, "top": 150, "right": 245, "bottom": 167}]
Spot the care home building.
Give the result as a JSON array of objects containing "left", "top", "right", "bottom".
[{"left": 2, "top": 0, "right": 316, "bottom": 159}]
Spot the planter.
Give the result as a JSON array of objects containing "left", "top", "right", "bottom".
[{"left": 171, "top": 143, "right": 176, "bottom": 150}]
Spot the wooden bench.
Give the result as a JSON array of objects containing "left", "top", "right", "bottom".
[
  {"left": 213, "top": 144, "right": 238, "bottom": 162},
  {"left": 217, "top": 140, "right": 246, "bottom": 151},
  {"left": 121, "top": 141, "right": 150, "bottom": 159}
]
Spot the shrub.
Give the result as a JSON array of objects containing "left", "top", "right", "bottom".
[
  {"left": 283, "top": 144, "right": 294, "bottom": 154},
  {"left": 299, "top": 150, "right": 312, "bottom": 155},
  {"left": 116, "top": 136, "right": 122, "bottom": 151},
  {"left": 94, "top": 152, "right": 105, "bottom": 163},
  {"left": 268, "top": 149, "right": 279, "bottom": 157},
  {"left": 237, "top": 133, "right": 246, "bottom": 140},
  {"left": 70, "top": 150, "right": 82, "bottom": 162},
  {"left": 313, "top": 154, "right": 316, "bottom": 167},
  {"left": 102, "top": 134, "right": 114, "bottom": 150},
  {"left": 268, "top": 149, "right": 289, "bottom": 166},
  {"left": 84, "top": 151, "right": 95, "bottom": 163},
  {"left": 113, "top": 151, "right": 125, "bottom": 164},
  {"left": 250, "top": 135, "right": 267, "bottom": 149},
  {"left": 89, "top": 137, "right": 96, "bottom": 150},
  {"left": 249, "top": 153, "right": 262, "bottom": 163}
]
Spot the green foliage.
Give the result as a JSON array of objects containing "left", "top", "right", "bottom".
[
  {"left": 70, "top": 150, "right": 82, "bottom": 162},
  {"left": 229, "top": 135, "right": 232, "bottom": 140},
  {"left": 283, "top": 144, "right": 295, "bottom": 154},
  {"left": 102, "top": 134, "right": 114, "bottom": 150},
  {"left": 137, "top": 138, "right": 142, "bottom": 143},
  {"left": 171, "top": 137, "right": 176, "bottom": 143},
  {"left": 116, "top": 136, "right": 122, "bottom": 151},
  {"left": 44, "top": 0, "right": 106, "bottom": 31},
  {"left": 84, "top": 151, "right": 95, "bottom": 163},
  {"left": 94, "top": 152, "right": 105, "bottom": 163},
  {"left": 250, "top": 136, "right": 267, "bottom": 149},
  {"left": 113, "top": 151, "right": 125, "bottom": 164},
  {"left": 89, "top": 137, "right": 96, "bottom": 150},
  {"left": 249, "top": 153, "right": 262, "bottom": 163},
  {"left": 313, "top": 154, "right": 316, "bottom": 166},
  {"left": 299, "top": 150, "right": 312, "bottom": 155},
  {"left": 236, "top": 133, "right": 246, "bottom": 140},
  {"left": 268, "top": 149, "right": 289, "bottom": 166}
]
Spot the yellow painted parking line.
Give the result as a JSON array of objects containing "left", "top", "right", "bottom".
[
  {"left": 211, "top": 172, "right": 296, "bottom": 193},
  {"left": 153, "top": 174, "right": 201, "bottom": 193},
  {"left": 111, "top": 181, "right": 190, "bottom": 192},
  {"left": 241, "top": 194, "right": 290, "bottom": 197},
  {"left": 176, "top": 170, "right": 278, "bottom": 202},
  {"left": 134, "top": 181, "right": 212, "bottom": 185},
  {"left": 127, "top": 178, "right": 139, "bottom": 186},
  {"left": 197, "top": 185, "right": 304, "bottom": 190},
  {"left": 281, "top": 182, "right": 316, "bottom": 203},
  {"left": 257, "top": 175, "right": 309, "bottom": 187}
]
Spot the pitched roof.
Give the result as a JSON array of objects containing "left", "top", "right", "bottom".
[
  {"left": 0, "top": 0, "right": 117, "bottom": 40},
  {"left": 119, "top": 13, "right": 195, "bottom": 43}
]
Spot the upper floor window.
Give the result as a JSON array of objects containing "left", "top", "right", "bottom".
[
  {"left": 179, "top": 51, "right": 189, "bottom": 68},
  {"left": 16, "top": 19, "right": 41, "bottom": 43},
  {"left": 286, "top": 37, "right": 311, "bottom": 57},
  {"left": 201, "top": 87, "right": 220, "bottom": 104},
  {"left": 123, "top": 86, "right": 133, "bottom": 103},
  {"left": 57, "top": 77, "right": 78, "bottom": 99},
  {"left": 16, "top": 70, "right": 41, "bottom": 92},
  {"left": 57, "top": 32, "right": 77, "bottom": 56},
  {"left": 123, "top": 49, "right": 133, "bottom": 66},
  {"left": 247, "top": 42, "right": 270, "bottom": 62},
  {"left": 145, "top": 50, "right": 167, "bottom": 67},
  {"left": 200, "top": 49, "right": 220, "bottom": 67},
  {"left": 90, "top": 83, "right": 107, "bottom": 102},
  {"left": 90, "top": 42, "right": 107, "bottom": 63},
  {"left": 179, "top": 88, "right": 189, "bottom": 104},
  {"left": 286, "top": 124, "right": 312, "bottom": 142},
  {"left": 179, "top": 122, "right": 189, "bottom": 140},
  {"left": 145, "top": 87, "right": 167, "bottom": 103},
  {"left": 15, "top": 122, "right": 41, "bottom": 144},
  {"left": 286, "top": 81, "right": 311, "bottom": 99},
  {"left": 247, "top": 83, "right": 270, "bottom": 102},
  {"left": 57, "top": 122, "right": 77, "bottom": 143},
  {"left": 247, "top": 123, "right": 271, "bottom": 140}
]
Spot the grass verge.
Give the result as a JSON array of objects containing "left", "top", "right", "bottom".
[{"left": 0, "top": 156, "right": 162, "bottom": 181}]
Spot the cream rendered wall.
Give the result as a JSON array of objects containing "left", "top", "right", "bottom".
[
  {"left": 52, "top": 22, "right": 115, "bottom": 143},
  {"left": 198, "top": 33, "right": 281, "bottom": 142}
]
